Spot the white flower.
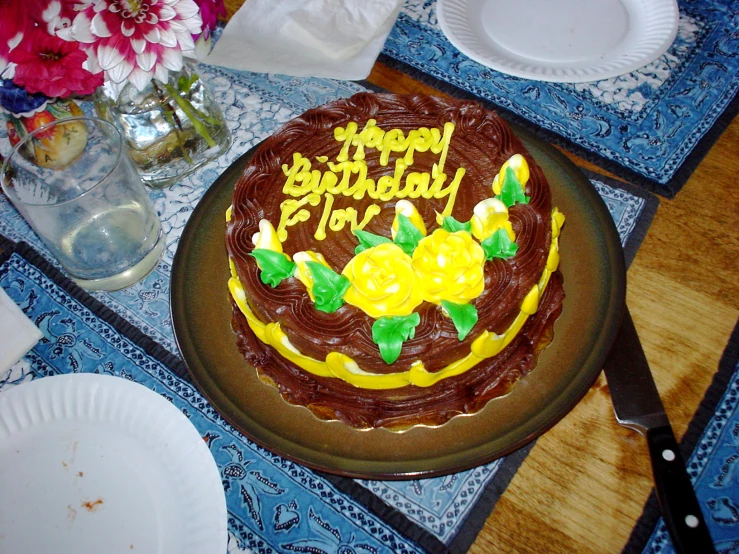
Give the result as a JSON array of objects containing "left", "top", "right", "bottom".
[{"left": 70, "top": 0, "right": 203, "bottom": 95}]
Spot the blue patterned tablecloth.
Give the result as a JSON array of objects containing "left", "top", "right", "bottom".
[
  {"left": 381, "top": 0, "right": 739, "bottom": 197},
  {"left": 0, "top": 65, "right": 658, "bottom": 553}
]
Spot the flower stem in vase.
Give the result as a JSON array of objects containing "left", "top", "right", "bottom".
[
  {"left": 94, "top": 65, "right": 231, "bottom": 188},
  {"left": 152, "top": 80, "right": 194, "bottom": 165}
]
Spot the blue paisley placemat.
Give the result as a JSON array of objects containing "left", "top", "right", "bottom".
[
  {"left": 381, "top": 0, "right": 739, "bottom": 198},
  {"left": 0, "top": 241, "right": 431, "bottom": 554},
  {"left": 0, "top": 64, "right": 657, "bottom": 553},
  {"left": 624, "top": 319, "right": 739, "bottom": 553}
]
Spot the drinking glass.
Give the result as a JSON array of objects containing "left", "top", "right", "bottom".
[{"left": 1, "top": 116, "right": 166, "bottom": 291}]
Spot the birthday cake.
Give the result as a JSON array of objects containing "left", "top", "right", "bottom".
[{"left": 225, "top": 93, "right": 565, "bottom": 430}]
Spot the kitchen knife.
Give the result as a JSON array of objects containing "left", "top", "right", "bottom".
[{"left": 603, "top": 308, "right": 716, "bottom": 554}]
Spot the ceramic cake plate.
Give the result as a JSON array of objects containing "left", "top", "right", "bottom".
[
  {"left": 437, "top": 0, "right": 680, "bottom": 83},
  {"left": 0, "top": 373, "right": 227, "bottom": 553},
  {"left": 170, "top": 123, "right": 626, "bottom": 480}
]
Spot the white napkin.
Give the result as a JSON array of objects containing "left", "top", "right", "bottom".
[
  {"left": 0, "top": 287, "right": 43, "bottom": 375},
  {"left": 205, "top": 0, "right": 404, "bottom": 80}
]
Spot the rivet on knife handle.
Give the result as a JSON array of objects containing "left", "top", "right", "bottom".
[
  {"left": 646, "top": 425, "right": 715, "bottom": 554},
  {"left": 603, "top": 309, "right": 716, "bottom": 554}
]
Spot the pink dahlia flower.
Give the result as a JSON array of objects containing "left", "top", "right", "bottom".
[
  {"left": 0, "top": 1, "right": 35, "bottom": 75},
  {"left": 70, "top": 0, "right": 203, "bottom": 95},
  {"left": 41, "top": 0, "right": 89, "bottom": 37},
  {"left": 192, "top": 0, "right": 225, "bottom": 41},
  {"left": 8, "top": 26, "right": 104, "bottom": 98}
]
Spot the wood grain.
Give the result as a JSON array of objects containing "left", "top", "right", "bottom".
[{"left": 217, "top": 6, "right": 738, "bottom": 550}]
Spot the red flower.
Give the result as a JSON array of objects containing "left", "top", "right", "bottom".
[
  {"left": 0, "top": 0, "right": 63, "bottom": 69},
  {"left": 0, "top": 0, "right": 34, "bottom": 73},
  {"left": 8, "top": 26, "right": 103, "bottom": 98}
]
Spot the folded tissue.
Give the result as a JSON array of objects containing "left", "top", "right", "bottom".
[
  {"left": 205, "top": 0, "right": 404, "bottom": 80},
  {"left": 0, "top": 287, "right": 43, "bottom": 376}
]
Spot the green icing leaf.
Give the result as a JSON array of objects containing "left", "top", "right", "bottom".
[
  {"left": 441, "top": 300, "right": 478, "bottom": 341},
  {"left": 354, "top": 229, "right": 392, "bottom": 254},
  {"left": 441, "top": 215, "right": 472, "bottom": 233},
  {"left": 481, "top": 228, "right": 519, "bottom": 260},
  {"left": 371, "top": 313, "right": 421, "bottom": 365},
  {"left": 249, "top": 249, "right": 296, "bottom": 287},
  {"left": 305, "top": 261, "right": 351, "bottom": 313},
  {"left": 496, "top": 166, "right": 530, "bottom": 207},
  {"left": 393, "top": 214, "right": 424, "bottom": 255}
]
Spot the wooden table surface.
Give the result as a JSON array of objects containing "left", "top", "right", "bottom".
[{"left": 220, "top": 6, "right": 739, "bottom": 551}]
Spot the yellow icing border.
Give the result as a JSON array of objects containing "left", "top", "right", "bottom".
[{"left": 227, "top": 208, "right": 564, "bottom": 390}]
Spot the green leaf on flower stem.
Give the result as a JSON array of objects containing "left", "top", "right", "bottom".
[
  {"left": 372, "top": 313, "right": 421, "bottom": 365},
  {"left": 163, "top": 82, "right": 217, "bottom": 147},
  {"left": 354, "top": 229, "right": 392, "bottom": 254},
  {"left": 177, "top": 73, "right": 199, "bottom": 94},
  {"left": 481, "top": 228, "right": 519, "bottom": 261},
  {"left": 441, "top": 215, "right": 472, "bottom": 233},
  {"left": 441, "top": 300, "right": 478, "bottom": 341},
  {"left": 305, "top": 261, "right": 350, "bottom": 313},
  {"left": 496, "top": 166, "right": 530, "bottom": 208},
  {"left": 393, "top": 214, "right": 424, "bottom": 255},
  {"left": 175, "top": 73, "right": 222, "bottom": 125},
  {"left": 249, "top": 249, "right": 295, "bottom": 287}
]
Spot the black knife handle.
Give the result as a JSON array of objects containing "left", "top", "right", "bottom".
[{"left": 646, "top": 425, "right": 716, "bottom": 554}]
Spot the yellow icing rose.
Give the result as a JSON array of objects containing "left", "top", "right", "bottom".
[
  {"left": 469, "top": 198, "right": 515, "bottom": 242},
  {"left": 293, "top": 251, "right": 331, "bottom": 302},
  {"left": 411, "top": 229, "right": 485, "bottom": 305},
  {"left": 252, "top": 219, "right": 284, "bottom": 253},
  {"left": 392, "top": 199, "right": 427, "bottom": 239},
  {"left": 492, "top": 153, "right": 529, "bottom": 196},
  {"left": 342, "top": 242, "right": 423, "bottom": 318}
]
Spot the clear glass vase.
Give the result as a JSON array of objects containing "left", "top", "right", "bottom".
[{"left": 93, "top": 64, "right": 231, "bottom": 188}]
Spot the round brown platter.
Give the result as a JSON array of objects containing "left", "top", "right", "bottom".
[{"left": 170, "top": 123, "right": 626, "bottom": 480}]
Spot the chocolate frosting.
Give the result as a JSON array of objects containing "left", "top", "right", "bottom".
[{"left": 226, "top": 93, "right": 565, "bottom": 429}]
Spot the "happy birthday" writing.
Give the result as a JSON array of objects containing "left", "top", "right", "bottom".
[{"left": 276, "top": 119, "right": 466, "bottom": 241}]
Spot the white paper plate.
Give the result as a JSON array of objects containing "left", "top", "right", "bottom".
[
  {"left": 0, "top": 374, "right": 227, "bottom": 554},
  {"left": 437, "top": 0, "right": 679, "bottom": 83}
]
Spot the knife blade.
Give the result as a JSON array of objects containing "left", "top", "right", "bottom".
[{"left": 604, "top": 308, "right": 715, "bottom": 554}]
